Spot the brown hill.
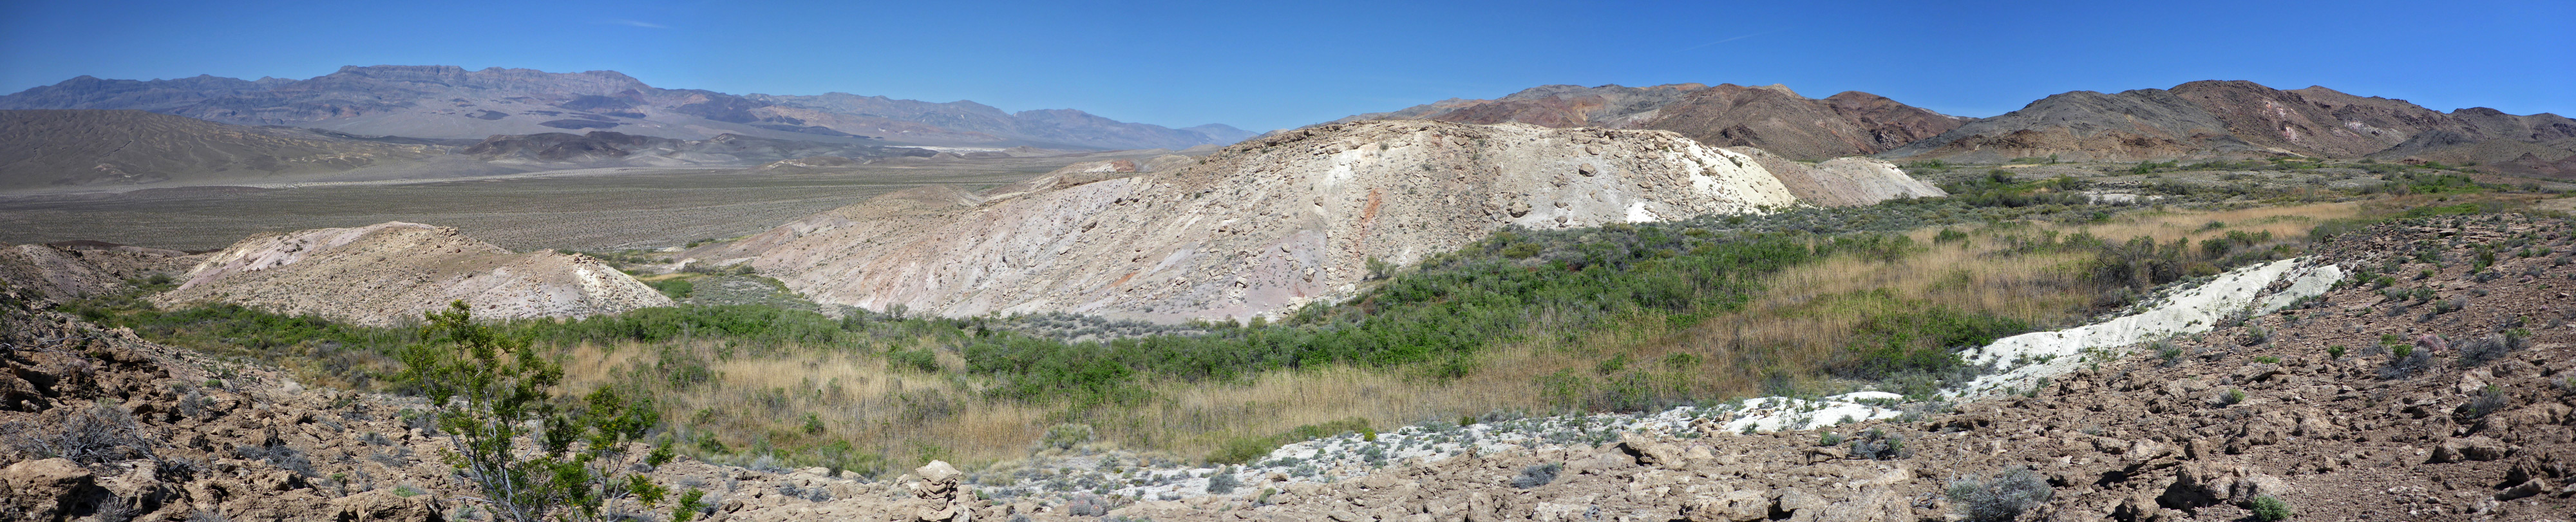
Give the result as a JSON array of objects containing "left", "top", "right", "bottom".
[
  {"left": 1337, "top": 84, "right": 1964, "bottom": 160},
  {"left": 0, "top": 110, "right": 435, "bottom": 191},
  {"left": 1882, "top": 80, "right": 2576, "bottom": 163}
]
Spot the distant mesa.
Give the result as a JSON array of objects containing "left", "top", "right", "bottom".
[{"left": 0, "top": 65, "right": 1255, "bottom": 150}]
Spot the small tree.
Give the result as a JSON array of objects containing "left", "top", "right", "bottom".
[{"left": 402, "top": 300, "right": 675, "bottom": 521}]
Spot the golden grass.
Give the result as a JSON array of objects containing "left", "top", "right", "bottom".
[{"left": 554, "top": 202, "right": 2371, "bottom": 470}]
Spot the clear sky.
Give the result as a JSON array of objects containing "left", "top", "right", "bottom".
[{"left": 3, "top": 0, "right": 2568, "bottom": 131}]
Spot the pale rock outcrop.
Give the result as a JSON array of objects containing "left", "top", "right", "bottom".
[
  {"left": 1725, "top": 146, "right": 1947, "bottom": 206},
  {"left": 153, "top": 222, "right": 669, "bottom": 325},
  {"left": 689, "top": 120, "right": 1812, "bottom": 322}
]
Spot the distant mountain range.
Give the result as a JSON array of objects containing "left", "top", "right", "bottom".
[
  {"left": 0, "top": 65, "right": 1255, "bottom": 150},
  {"left": 0, "top": 109, "right": 955, "bottom": 191},
  {"left": 1880, "top": 81, "right": 2576, "bottom": 170},
  {"left": 1340, "top": 81, "right": 2576, "bottom": 177}
]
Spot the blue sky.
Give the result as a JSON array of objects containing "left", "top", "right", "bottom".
[{"left": 3, "top": 0, "right": 2568, "bottom": 131}]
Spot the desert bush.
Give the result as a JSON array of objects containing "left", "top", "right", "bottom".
[
  {"left": 1511, "top": 463, "right": 1562, "bottom": 489},
  {"left": 1848, "top": 428, "right": 1909, "bottom": 460},
  {"left": 1064, "top": 494, "right": 1110, "bottom": 516},
  {"left": 2248, "top": 495, "right": 2293, "bottom": 521},
  {"left": 1040, "top": 423, "right": 1095, "bottom": 450},
  {"left": 401, "top": 301, "right": 674, "bottom": 522},
  {"left": 234, "top": 441, "right": 317, "bottom": 477},
  {"left": 2380, "top": 347, "right": 2435, "bottom": 380},
  {"left": 3, "top": 401, "right": 161, "bottom": 467},
  {"left": 1947, "top": 467, "right": 2053, "bottom": 522},
  {"left": 1205, "top": 467, "right": 1241, "bottom": 494},
  {"left": 887, "top": 349, "right": 940, "bottom": 373},
  {"left": 2463, "top": 385, "right": 2510, "bottom": 419}
]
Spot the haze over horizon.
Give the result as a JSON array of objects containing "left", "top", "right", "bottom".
[{"left": 3, "top": 0, "right": 2569, "bottom": 133}]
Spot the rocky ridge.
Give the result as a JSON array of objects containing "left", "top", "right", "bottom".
[
  {"left": 1882, "top": 81, "right": 2576, "bottom": 164},
  {"left": 1340, "top": 84, "right": 1964, "bottom": 160},
  {"left": 684, "top": 119, "right": 1928, "bottom": 322},
  {"left": 151, "top": 222, "right": 669, "bottom": 325}
]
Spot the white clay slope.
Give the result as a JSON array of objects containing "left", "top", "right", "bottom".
[
  {"left": 155, "top": 222, "right": 672, "bottom": 325},
  {"left": 689, "top": 120, "right": 1812, "bottom": 322}
]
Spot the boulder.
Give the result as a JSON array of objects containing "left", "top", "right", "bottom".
[{"left": 0, "top": 458, "right": 105, "bottom": 521}]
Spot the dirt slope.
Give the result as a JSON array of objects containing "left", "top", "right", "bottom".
[
  {"left": 151, "top": 222, "right": 668, "bottom": 325},
  {"left": 687, "top": 120, "right": 1855, "bottom": 322},
  {"left": 1725, "top": 147, "right": 1947, "bottom": 206}
]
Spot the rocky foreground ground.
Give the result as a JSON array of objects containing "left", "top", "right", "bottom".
[{"left": 4, "top": 217, "right": 2575, "bottom": 521}]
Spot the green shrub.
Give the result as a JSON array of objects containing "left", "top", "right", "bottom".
[
  {"left": 888, "top": 349, "right": 940, "bottom": 373},
  {"left": 646, "top": 278, "right": 695, "bottom": 299},
  {"left": 400, "top": 301, "right": 674, "bottom": 522},
  {"left": 2248, "top": 495, "right": 2293, "bottom": 521}
]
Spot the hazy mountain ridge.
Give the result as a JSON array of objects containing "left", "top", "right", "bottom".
[
  {"left": 1, "top": 65, "right": 1252, "bottom": 150},
  {"left": 749, "top": 92, "right": 1258, "bottom": 150},
  {"left": 459, "top": 130, "right": 938, "bottom": 165}
]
